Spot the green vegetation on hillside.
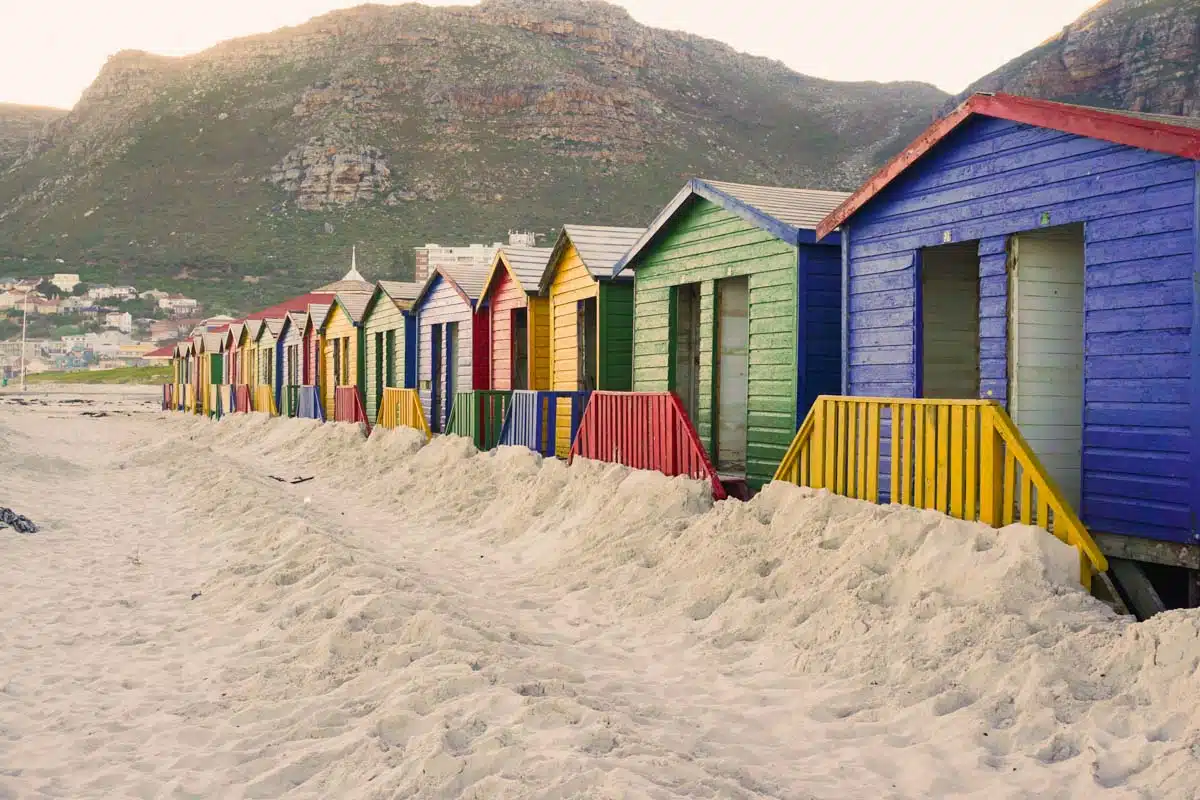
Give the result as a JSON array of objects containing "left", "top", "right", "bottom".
[{"left": 24, "top": 365, "right": 171, "bottom": 384}]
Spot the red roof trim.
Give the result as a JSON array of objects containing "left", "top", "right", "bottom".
[{"left": 815, "top": 92, "right": 1200, "bottom": 240}]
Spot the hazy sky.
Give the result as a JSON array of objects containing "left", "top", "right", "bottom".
[{"left": 3, "top": 0, "right": 1100, "bottom": 109}]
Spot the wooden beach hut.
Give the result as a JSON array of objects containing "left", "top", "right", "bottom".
[
  {"left": 320, "top": 292, "right": 372, "bottom": 424},
  {"left": 225, "top": 322, "right": 244, "bottom": 391},
  {"left": 478, "top": 246, "right": 553, "bottom": 391},
  {"left": 799, "top": 92, "right": 1200, "bottom": 610},
  {"left": 278, "top": 311, "right": 307, "bottom": 416},
  {"left": 612, "top": 179, "right": 849, "bottom": 489},
  {"left": 252, "top": 318, "right": 282, "bottom": 415},
  {"left": 412, "top": 263, "right": 491, "bottom": 434},
  {"left": 539, "top": 224, "right": 645, "bottom": 454},
  {"left": 362, "top": 281, "right": 421, "bottom": 423}
]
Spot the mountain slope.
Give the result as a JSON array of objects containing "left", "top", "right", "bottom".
[
  {"left": 955, "top": 0, "right": 1200, "bottom": 114},
  {"left": 0, "top": 0, "right": 946, "bottom": 312},
  {"left": 0, "top": 103, "right": 66, "bottom": 166}
]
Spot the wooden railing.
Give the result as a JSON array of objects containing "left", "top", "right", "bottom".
[
  {"left": 284, "top": 385, "right": 300, "bottom": 418},
  {"left": 233, "top": 384, "right": 251, "bottom": 413},
  {"left": 333, "top": 386, "right": 368, "bottom": 427},
  {"left": 446, "top": 391, "right": 512, "bottom": 451},
  {"left": 376, "top": 388, "right": 430, "bottom": 440},
  {"left": 497, "top": 390, "right": 590, "bottom": 458},
  {"left": 183, "top": 384, "right": 197, "bottom": 413},
  {"left": 570, "top": 391, "right": 727, "bottom": 500},
  {"left": 297, "top": 386, "right": 325, "bottom": 422},
  {"left": 774, "top": 396, "right": 1107, "bottom": 588},
  {"left": 253, "top": 385, "right": 277, "bottom": 416},
  {"left": 218, "top": 386, "right": 234, "bottom": 418}
]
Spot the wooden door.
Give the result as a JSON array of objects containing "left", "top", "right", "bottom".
[
  {"left": 1009, "top": 225, "right": 1085, "bottom": 507},
  {"left": 577, "top": 298, "right": 597, "bottom": 390},
  {"left": 673, "top": 283, "right": 701, "bottom": 421},
  {"left": 512, "top": 308, "right": 529, "bottom": 391},
  {"left": 430, "top": 324, "right": 443, "bottom": 432},
  {"left": 715, "top": 276, "right": 749, "bottom": 474}
]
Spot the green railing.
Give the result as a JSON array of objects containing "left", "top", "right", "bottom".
[{"left": 446, "top": 391, "right": 512, "bottom": 451}]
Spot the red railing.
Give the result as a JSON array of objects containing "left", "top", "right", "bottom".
[
  {"left": 334, "top": 386, "right": 368, "bottom": 428},
  {"left": 234, "top": 384, "right": 252, "bottom": 414},
  {"left": 569, "top": 391, "right": 726, "bottom": 500}
]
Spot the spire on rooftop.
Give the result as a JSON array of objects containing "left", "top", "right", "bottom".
[{"left": 342, "top": 246, "right": 366, "bottom": 283}]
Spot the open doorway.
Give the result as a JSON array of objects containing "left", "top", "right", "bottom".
[
  {"left": 445, "top": 321, "right": 458, "bottom": 424},
  {"left": 920, "top": 241, "right": 980, "bottom": 398},
  {"left": 577, "top": 297, "right": 598, "bottom": 391},
  {"left": 511, "top": 308, "right": 529, "bottom": 390},
  {"left": 714, "top": 276, "right": 749, "bottom": 475},
  {"left": 374, "top": 331, "right": 384, "bottom": 409},
  {"left": 673, "top": 283, "right": 701, "bottom": 421},
  {"left": 1008, "top": 224, "right": 1085, "bottom": 507},
  {"left": 430, "top": 324, "right": 443, "bottom": 432}
]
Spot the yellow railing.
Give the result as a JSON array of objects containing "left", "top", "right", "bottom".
[
  {"left": 377, "top": 388, "right": 431, "bottom": 440},
  {"left": 253, "top": 385, "right": 278, "bottom": 416},
  {"left": 774, "top": 396, "right": 1107, "bottom": 589},
  {"left": 183, "top": 384, "right": 197, "bottom": 413}
]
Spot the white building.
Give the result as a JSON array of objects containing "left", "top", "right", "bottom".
[
  {"left": 139, "top": 289, "right": 170, "bottom": 301},
  {"left": 158, "top": 295, "right": 200, "bottom": 316},
  {"left": 87, "top": 285, "right": 137, "bottom": 301},
  {"left": 51, "top": 273, "right": 81, "bottom": 292},
  {"left": 104, "top": 311, "right": 133, "bottom": 333}
]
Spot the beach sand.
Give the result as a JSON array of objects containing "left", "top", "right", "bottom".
[{"left": 1, "top": 386, "right": 1198, "bottom": 799}]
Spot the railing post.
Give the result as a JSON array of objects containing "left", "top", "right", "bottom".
[
  {"left": 978, "top": 406, "right": 1003, "bottom": 526},
  {"left": 809, "top": 400, "right": 826, "bottom": 489}
]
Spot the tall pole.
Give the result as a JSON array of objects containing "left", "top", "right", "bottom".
[{"left": 20, "top": 290, "right": 28, "bottom": 391}]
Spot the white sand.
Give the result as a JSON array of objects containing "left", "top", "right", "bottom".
[{"left": 1, "top": 386, "right": 1198, "bottom": 799}]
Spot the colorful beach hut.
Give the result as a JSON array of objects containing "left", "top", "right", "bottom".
[
  {"left": 539, "top": 224, "right": 645, "bottom": 454},
  {"left": 252, "top": 319, "right": 281, "bottom": 415},
  {"left": 412, "top": 263, "right": 491, "bottom": 434},
  {"left": 612, "top": 179, "right": 849, "bottom": 488},
  {"left": 278, "top": 311, "right": 307, "bottom": 416},
  {"left": 362, "top": 280, "right": 421, "bottom": 423},
  {"left": 801, "top": 92, "right": 1200, "bottom": 608},
  {"left": 320, "top": 292, "right": 372, "bottom": 424},
  {"left": 478, "top": 246, "right": 553, "bottom": 391}
]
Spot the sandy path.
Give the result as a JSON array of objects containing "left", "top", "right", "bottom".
[{"left": 1, "top": 389, "right": 1198, "bottom": 799}]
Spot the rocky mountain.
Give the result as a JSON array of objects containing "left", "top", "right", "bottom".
[
  {"left": 0, "top": 104, "right": 65, "bottom": 166},
  {"left": 955, "top": 0, "right": 1200, "bottom": 114},
  {"left": 0, "top": 0, "right": 946, "bottom": 312}
]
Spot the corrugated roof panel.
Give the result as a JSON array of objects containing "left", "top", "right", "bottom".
[
  {"left": 702, "top": 180, "right": 852, "bottom": 230},
  {"left": 563, "top": 225, "right": 646, "bottom": 278},
  {"left": 499, "top": 246, "right": 553, "bottom": 293}
]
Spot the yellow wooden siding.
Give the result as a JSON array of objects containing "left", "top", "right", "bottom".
[
  {"left": 529, "top": 295, "right": 551, "bottom": 391},
  {"left": 322, "top": 305, "right": 358, "bottom": 415},
  {"left": 549, "top": 242, "right": 599, "bottom": 456}
]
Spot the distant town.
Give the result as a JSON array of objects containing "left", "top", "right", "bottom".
[
  {"left": 0, "top": 237, "right": 542, "bottom": 380},
  {"left": 0, "top": 272, "right": 205, "bottom": 379}
]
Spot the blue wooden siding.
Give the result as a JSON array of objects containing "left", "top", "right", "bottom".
[
  {"left": 799, "top": 244, "right": 842, "bottom": 421},
  {"left": 844, "top": 115, "right": 1198, "bottom": 545},
  {"left": 416, "top": 276, "right": 475, "bottom": 426}
]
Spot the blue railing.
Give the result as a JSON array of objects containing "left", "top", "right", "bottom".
[
  {"left": 297, "top": 386, "right": 325, "bottom": 422},
  {"left": 497, "top": 390, "right": 590, "bottom": 458}
]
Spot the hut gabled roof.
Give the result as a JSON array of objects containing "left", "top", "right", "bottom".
[
  {"left": 480, "top": 246, "right": 553, "bottom": 299},
  {"left": 412, "top": 263, "right": 491, "bottom": 310},
  {"left": 816, "top": 91, "right": 1200, "bottom": 240},
  {"left": 613, "top": 178, "right": 850, "bottom": 276},
  {"left": 244, "top": 319, "right": 264, "bottom": 341},
  {"left": 330, "top": 291, "right": 372, "bottom": 325},
  {"left": 539, "top": 225, "right": 644, "bottom": 293}
]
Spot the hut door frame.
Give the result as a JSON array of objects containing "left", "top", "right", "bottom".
[
  {"left": 577, "top": 297, "right": 598, "bottom": 391},
  {"left": 430, "top": 324, "right": 443, "bottom": 432},
  {"left": 672, "top": 283, "right": 702, "bottom": 422},
  {"left": 374, "top": 331, "right": 385, "bottom": 409},
  {"left": 445, "top": 321, "right": 458, "bottom": 422},
  {"left": 714, "top": 275, "right": 750, "bottom": 475},
  {"left": 511, "top": 308, "right": 529, "bottom": 391},
  {"left": 1006, "top": 224, "right": 1086, "bottom": 508}
]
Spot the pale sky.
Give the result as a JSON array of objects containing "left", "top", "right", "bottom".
[{"left": 2, "top": 0, "right": 1100, "bottom": 109}]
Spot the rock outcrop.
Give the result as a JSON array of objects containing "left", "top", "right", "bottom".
[
  {"left": 0, "top": 104, "right": 65, "bottom": 167},
  {"left": 955, "top": 0, "right": 1200, "bottom": 115}
]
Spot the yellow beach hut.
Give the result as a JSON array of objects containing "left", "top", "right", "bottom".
[
  {"left": 320, "top": 292, "right": 372, "bottom": 424},
  {"left": 539, "top": 224, "right": 645, "bottom": 454}
]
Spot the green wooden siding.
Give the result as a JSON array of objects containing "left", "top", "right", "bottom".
[
  {"left": 631, "top": 198, "right": 798, "bottom": 489},
  {"left": 598, "top": 281, "right": 634, "bottom": 390},
  {"left": 362, "top": 297, "right": 408, "bottom": 424}
]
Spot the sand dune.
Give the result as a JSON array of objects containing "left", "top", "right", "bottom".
[{"left": 1, "top": 387, "right": 1198, "bottom": 799}]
